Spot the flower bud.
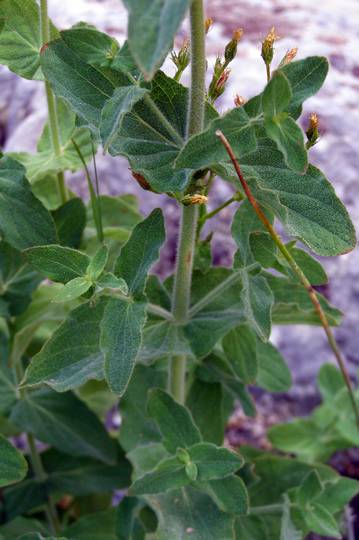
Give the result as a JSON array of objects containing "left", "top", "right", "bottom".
[
  {"left": 185, "top": 461, "right": 198, "bottom": 482},
  {"left": 234, "top": 94, "right": 246, "bottom": 107},
  {"left": 209, "top": 68, "right": 231, "bottom": 101},
  {"left": 278, "top": 47, "right": 298, "bottom": 68},
  {"left": 171, "top": 39, "right": 190, "bottom": 80},
  {"left": 205, "top": 17, "right": 213, "bottom": 34},
  {"left": 261, "top": 26, "right": 280, "bottom": 66},
  {"left": 224, "top": 28, "right": 243, "bottom": 65},
  {"left": 306, "top": 113, "right": 319, "bottom": 148},
  {"left": 181, "top": 194, "right": 208, "bottom": 206}
]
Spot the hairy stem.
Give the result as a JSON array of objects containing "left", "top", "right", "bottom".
[
  {"left": 217, "top": 130, "right": 359, "bottom": 429},
  {"left": 40, "top": 0, "right": 67, "bottom": 204},
  {"left": 170, "top": 0, "right": 206, "bottom": 404}
]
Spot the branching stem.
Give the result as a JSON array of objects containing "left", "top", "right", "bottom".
[
  {"left": 217, "top": 129, "right": 359, "bottom": 428},
  {"left": 170, "top": 0, "right": 206, "bottom": 404}
]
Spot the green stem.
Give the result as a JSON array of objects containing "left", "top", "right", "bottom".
[
  {"left": 40, "top": 0, "right": 67, "bottom": 204},
  {"left": 170, "top": 0, "right": 206, "bottom": 404},
  {"left": 251, "top": 503, "right": 287, "bottom": 515},
  {"left": 217, "top": 130, "right": 359, "bottom": 429},
  {"left": 198, "top": 193, "right": 243, "bottom": 234},
  {"left": 265, "top": 62, "right": 271, "bottom": 82}
]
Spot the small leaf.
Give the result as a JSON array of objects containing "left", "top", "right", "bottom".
[
  {"left": 0, "top": 0, "right": 58, "bottom": 80},
  {"left": 115, "top": 209, "right": 165, "bottom": 298},
  {"left": 207, "top": 475, "right": 249, "bottom": 515},
  {"left": 185, "top": 461, "right": 198, "bottom": 482},
  {"left": 304, "top": 503, "right": 341, "bottom": 538},
  {"left": 0, "top": 434, "right": 27, "bottom": 488},
  {"left": 147, "top": 389, "right": 202, "bottom": 453},
  {"left": 188, "top": 442, "right": 244, "bottom": 480},
  {"left": 100, "top": 86, "right": 149, "bottom": 151},
  {"left": 100, "top": 298, "right": 147, "bottom": 395},
  {"left": 317, "top": 364, "right": 345, "bottom": 401},
  {"left": 223, "top": 325, "right": 258, "bottom": 384},
  {"left": 240, "top": 271, "right": 273, "bottom": 341},
  {"left": 87, "top": 245, "right": 109, "bottom": 280},
  {"left": 53, "top": 277, "right": 92, "bottom": 303},
  {"left": 10, "top": 389, "right": 116, "bottom": 464},
  {"left": 256, "top": 341, "right": 292, "bottom": 392},
  {"left": 22, "top": 299, "right": 107, "bottom": 392},
  {"left": 187, "top": 379, "right": 225, "bottom": 445},
  {"left": 280, "top": 496, "right": 302, "bottom": 540},
  {"left": 280, "top": 56, "right": 329, "bottom": 118},
  {"left": 129, "top": 456, "right": 190, "bottom": 496},
  {"left": 175, "top": 107, "right": 256, "bottom": 171},
  {"left": 96, "top": 273, "right": 128, "bottom": 294},
  {"left": 297, "top": 471, "right": 324, "bottom": 507},
  {"left": 123, "top": 0, "right": 191, "bottom": 79},
  {"left": 0, "top": 156, "right": 57, "bottom": 250},
  {"left": 24, "top": 245, "right": 90, "bottom": 283}
]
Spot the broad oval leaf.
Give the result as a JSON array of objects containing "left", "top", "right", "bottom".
[
  {"left": 0, "top": 156, "right": 57, "bottom": 250},
  {"left": 123, "top": 0, "right": 191, "bottom": 79},
  {"left": 24, "top": 245, "right": 90, "bottom": 284}
]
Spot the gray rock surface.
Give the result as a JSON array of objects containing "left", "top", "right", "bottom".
[{"left": 1, "top": 0, "right": 358, "bottom": 397}]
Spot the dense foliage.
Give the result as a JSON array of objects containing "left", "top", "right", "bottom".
[{"left": 0, "top": 0, "right": 358, "bottom": 538}]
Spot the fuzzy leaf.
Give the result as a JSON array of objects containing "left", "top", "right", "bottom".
[
  {"left": 297, "top": 471, "right": 324, "bottom": 507},
  {"left": 52, "top": 277, "right": 92, "bottom": 303},
  {"left": 0, "top": 0, "right": 58, "bottom": 80},
  {"left": 147, "top": 389, "right": 202, "bottom": 453},
  {"left": 100, "top": 298, "right": 147, "bottom": 395},
  {"left": 256, "top": 341, "right": 292, "bottom": 392},
  {"left": 280, "top": 56, "right": 329, "bottom": 118},
  {"left": 115, "top": 209, "right": 165, "bottom": 298},
  {"left": 0, "top": 435, "right": 27, "bottom": 488},
  {"left": 24, "top": 245, "right": 90, "bottom": 283},
  {"left": 175, "top": 107, "right": 257, "bottom": 171},
  {"left": 207, "top": 475, "right": 249, "bottom": 515},
  {"left": 264, "top": 115, "right": 307, "bottom": 173},
  {"left": 187, "top": 380, "right": 224, "bottom": 445},
  {"left": 10, "top": 389, "right": 116, "bottom": 463},
  {"left": 59, "top": 24, "right": 120, "bottom": 68},
  {"left": 52, "top": 198, "right": 87, "bottom": 248},
  {"left": 240, "top": 271, "right": 273, "bottom": 341},
  {"left": 123, "top": 0, "right": 191, "bottom": 79},
  {"left": 304, "top": 503, "right": 341, "bottom": 538},
  {"left": 87, "top": 245, "right": 109, "bottom": 281},
  {"left": 187, "top": 442, "right": 244, "bottom": 480},
  {"left": 0, "top": 156, "right": 57, "bottom": 250},
  {"left": 22, "top": 299, "right": 107, "bottom": 392},
  {"left": 100, "top": 86, "right": 149, "bottom": 151},
  {"left": 216, "top": 138, "right": 356, "bottom": 256},
  {"left": 129, "top": 456, "right": 189, "bottom": 495},
  {"left": 223, "top": 324, "right": 258, "bottom": 384}
]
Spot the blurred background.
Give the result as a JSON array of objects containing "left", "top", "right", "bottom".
[
  {"left": 0, "top": 1, "right": 358, "bottom": 537},
  {"left": 1, "top": 0, "right": 358, "bottom": 407}
]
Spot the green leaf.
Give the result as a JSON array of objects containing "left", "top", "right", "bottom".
[
  {"left": 262, "top": 72, "right": 307, "bottom": 172},
  {"left": 100, "top": 86, "right": 149, "bottom": 151},
  {"left": 0, "top": 242, "right": 40, "bottom": 317},
  {"left": 187, "top": 379, "right": 225, "bottom": 445},
  {"left": 123, "top": 0, "right": 191, "bottom": 79},
  {"left": 22, "top": 298, "right": 107, "bottom": 392},
  {"left": 0, "top": 434, "right": 27, "bottom": 488},
  {"left": 100, "top": 298, "right": 147, "bottom": 395},
  {"left": 223, "top": 325, "right": 258, "bottom": 384},
  {"left": 59, "top": 24, "right": 120, "bottom": 68},
  {"left": 0, "top": 517, "right": 49, "bottom": 540},
  {"left": 96, "top": 273, "right": 128, "bottom": 294},
  {"left": 278, "top": 243, "right": 328, "bottom": 285},
  {"left": 175, "top": 107, "right": 257, "bottom": 171},
  {"left": 10, "top": 389, "right": 116, "bottom": 463},
  {"left": 118, "top": 365, "right": 166, "bottom": 452},
  {"left": 53, "top": 277, "right": 92, "bottom": 303},
  {"left": 239, "top": 271, "right": 273, "bottom": 341},
  {"left": 87, "top": 245, "right": 109, "bottom": 280},
  {"left": 148, "top": 487, "right": 235, "bottom": 540},
  {"left": 215, "top": 139, "right": 356, "bottom": 256},
  {"left": 129, "top": 455, "right": 189, "bottom": 495},
  {"left": 52, "top": 198, "right": 87, "bottom": 248},
  {"left": 279, "top": 56, "right": 329, "bottom": 118},
  {"left": 297, "top": 471, "right": 323, "bottom": 507},
  {"left": 0, "top": 0, "right": 58, "bottom": 79},
  {"left": 280, "top": 496, "right": 302, "bottom": 540},
  {"left": 0, "top": 156, "right": 57, "bottom": 250},
  {"left": 256, "top": 341, "right": 292, "bottom": 392},
  {"left": 24, "top": 245, "right": 90, "bottom": 283},
  {"left": 115, "top": 209, "right": 165, "bottom": 298},
  {"left": 207, "top": 475, "right": 249, "bottom": 515},
  {"left": 147, "top": 389, "right": 202, "bottom": 453},
  {"left": 304, "top": 503, "right": 341, "bottom": 538},
  {"left": 12, "top": 100, "right": 93, "bottom": 183},
  {"left": 40, "top": 38, "right": 115, "bottom": 130},
  {"left": 267, "top": 273, "right": 342, "bottom": 326},
  {"left": 116, "top": 498, "right": 145, "bottom": 540},
  {"left": 317, "top": 364, "right": 345, "bottom": 401},
  {"left": 187, "top": 442, "right": 244, "bottom": 480}
]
